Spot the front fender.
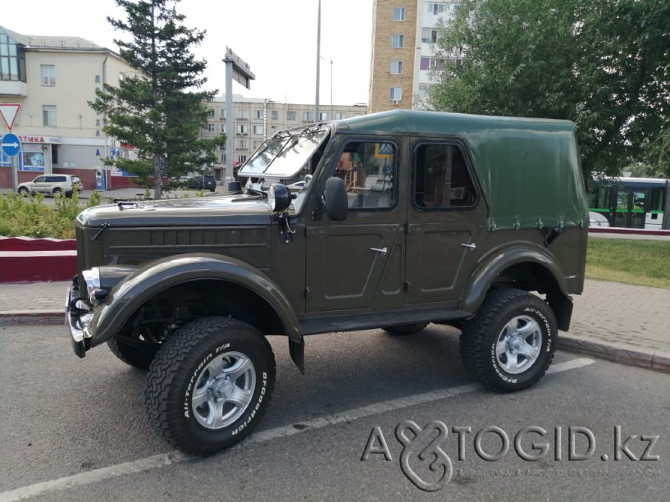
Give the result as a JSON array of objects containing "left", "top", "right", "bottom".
[
  {"left": 461, "top": 245, "right": 569, "bottom": 313},
  {"left": 86, "top": 253, "right": 301, "bottom": 346}
]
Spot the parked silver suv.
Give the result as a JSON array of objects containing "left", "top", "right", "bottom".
[{"left": 17, "top": 174, "right": 81, "bottom": 198}]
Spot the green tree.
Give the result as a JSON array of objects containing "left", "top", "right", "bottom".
[
  {"left": 430, "top": 0, "right": 670, "bottom": 178},
  {"left": 90, "top": 0, "right": 225, "bottom": 199}
]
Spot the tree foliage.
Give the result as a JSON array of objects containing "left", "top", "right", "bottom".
[
  {"left": 90, "top": 0, "right": 225, "bottom": 198},
  {"left": 430, "top": 0, "right": 670, "bottom": 177}
]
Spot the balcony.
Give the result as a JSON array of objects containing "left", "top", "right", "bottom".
[{"left": 0, "top": 80, "right": 28, "bottom": 97}]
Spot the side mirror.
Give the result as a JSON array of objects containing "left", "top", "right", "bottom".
[
  {"left": 268, "top": 183, "right": 292, "bottom": 212},
  {"left": 324, "top": 177, "right": 348, "bottom": 221}
]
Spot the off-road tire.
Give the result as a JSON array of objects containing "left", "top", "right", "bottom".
[
  {"left": 460, "top": 288, "right": 556, "bottom": 392},
  {"left": 52, "top": 187, "right": 62, "bottom": 197},
  {"left": 18, "top": 187, "right": 29, "bottom": 196},
  {"left": 382, "top": 322, "right": 428, "bottom": 336},
  {"left": 107, "top": 335, "right": 160, "bottom": 370},
  {"left": 145, "top": 317, "right": 276, "bottom": 455}
]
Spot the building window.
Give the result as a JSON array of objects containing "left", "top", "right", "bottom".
[
  {"left": 302, "top": 111, "right": 313, "bottom": 121},
  {"left": 420, "top": 57, "right": 443, "bottom": 70},
  {"left": 319, "top": 112, "right": 329, "bottom": 121},
  {"left": 393, "top": 7, "right": 405, "bottom": 21},
  {"left": 271, "top": 110, "right": 279, "bottom": 120},
  {"left": 221, "top": 124, "right": 226, "bottom": 133},
  {"left": 390, "top": 60, "right": 403, "bottom": 74},
  {"left": 220, "top": 109, "right": 226, "bottom": 119},
  {"left": 254, "top": 109, "right": 264, "bottom": 119},
  {"left": 207, "top": 123, "right": 215, "bottom": 133},
  {"left": 42, "top": 105, "right": 57, "bottom": 126},
  {"left": 0, "top": 32, "right": 26, "bottom": 82},
  {"left": 237, "top": 109, "right": 248, "bottom": 119},
  {"left": 237, "top": 124, "right": 248, "bottom": 135},
  {"left": 335, "top": 112, "right": 347, "bottom": 120},
  {"left": 253, "top": 125, "right": 264, "bottom": 135},
  {"left": 287, "top": 110, "right": 297, "bottom": 121},
  {"left": 391, "top": 34, "right": 404, "bottom": 49},
  {"left": 427, "top": 3, "right": 445, "bottom": 15},
  {"left": 421, "top": 28, "right": 438, "bottom": 43},
  {"left": 237, "top": 139, "right": 248, "bottom": 149},
  {"left": 389, "top": 87, "right": 403, "bottom": 102},
  {"left": 238, "top": 155, "right": 247, "bottom": 164},
  {"left": 41, "top": 65, "right": 55, "bottom": 86}
]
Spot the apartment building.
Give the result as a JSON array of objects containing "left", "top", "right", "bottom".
[
  {"left": 203, "top": 97, "right": 367, "bottom": 175},
  {"left": 1, "top": 25, "right": 368, "bottom": 190},
  {"left": 368, "top": 1, "right": 460, "bottom": 113},
  {"left": 0, "top": 26, "right": 135, "bottom": 190}
]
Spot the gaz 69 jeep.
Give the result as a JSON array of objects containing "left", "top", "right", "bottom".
[{"left": 66, "top": 110, "right": 589, "bottom": 455}]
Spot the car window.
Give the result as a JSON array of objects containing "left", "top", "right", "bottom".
[
  {"left": 413, "top": 143, "right": 476, "bottom": 209},
  {"left": 34, "top": 176, "right": 46, "bottom": 183},
  {"left": 332, "top": 141, "right": 396, "bottom": 210}
]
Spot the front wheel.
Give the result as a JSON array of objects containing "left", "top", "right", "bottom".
[
  {"left": 145, "top": 317, "right": 276, "bottom": 455},
  {"left": 460, "top": 288, "right": 556, "bottom": 392},
  {"left": 18, "top": 187, "right": 29, "bottom": 196}
]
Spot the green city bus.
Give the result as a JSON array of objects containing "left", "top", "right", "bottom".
[{"left": 588, "top": 177, "right": 670, "bottom": 230}]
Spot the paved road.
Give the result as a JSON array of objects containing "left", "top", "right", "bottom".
[{"left": 1, "top": 324, "right": 668, "bottom": 501}]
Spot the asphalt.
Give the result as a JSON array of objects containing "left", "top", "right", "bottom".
[{"left": 0, "top": 278, "right": 668, "bottom": 374}]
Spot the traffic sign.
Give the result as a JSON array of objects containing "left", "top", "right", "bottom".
[
  {"left": 0, "top": 103, "right": 21, "bottom": 130},
  {"left": 2, "top": 132, "right": 21, "bottom": 157}
]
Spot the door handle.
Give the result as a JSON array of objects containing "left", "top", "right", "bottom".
[
  {"left": 460, "top": 242, "right": 477, "bottom": 250},
  {"left": 369, "top": 247, "right": 388, "bottom": 256}
]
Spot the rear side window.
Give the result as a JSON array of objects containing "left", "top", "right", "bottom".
[{"left": 413, "top": 143, "right": 476, "bottom": 209}]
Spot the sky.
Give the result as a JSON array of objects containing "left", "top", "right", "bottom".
[{"left": 6, "top": 0, "right": 373, "bottom": 106}]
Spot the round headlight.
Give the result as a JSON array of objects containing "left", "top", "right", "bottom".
[{"left": 268, "top": 183, "right": 292, "bottom": 212}]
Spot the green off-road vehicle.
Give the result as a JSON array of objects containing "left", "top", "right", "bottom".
[{"left": 66, "top": 110, "right": 589, "bottom": 455}]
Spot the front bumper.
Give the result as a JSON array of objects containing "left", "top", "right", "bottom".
[{"left": 65, "top": 285, "right": 93, "bottom": 358}]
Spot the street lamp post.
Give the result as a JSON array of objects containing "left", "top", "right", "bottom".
[{"left": 315, "top": 0, "right": 321, "bottom": 121}]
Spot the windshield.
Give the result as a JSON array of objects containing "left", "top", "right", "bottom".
[{"left": 239, "top": 126, "right": 328, "bottom": 179}]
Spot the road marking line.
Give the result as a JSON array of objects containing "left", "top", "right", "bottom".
[{"left": 0, "top": 357, "right": 594, "bottom": 502}]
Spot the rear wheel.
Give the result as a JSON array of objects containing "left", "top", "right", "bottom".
[
  {"left": 460, "top": 288, "right": 556, "bottom": 392},
  {"left": 145, "top": 317, "right": 276, "bottom": 455},
  {"left": 52, "top": 187, "right": 62, "bottom": 197}
]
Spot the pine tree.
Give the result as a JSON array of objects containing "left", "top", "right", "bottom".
[{"left": 90, "top": 0, "right": 224, "bottom": 199}]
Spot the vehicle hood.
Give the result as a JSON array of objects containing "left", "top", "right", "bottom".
[{"left": 77, "top": 194, "right": 274, "bottom": 228}]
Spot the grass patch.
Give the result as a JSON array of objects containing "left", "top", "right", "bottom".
[{"left": 586, "top": 238, "right": 670, "bottom": 289}]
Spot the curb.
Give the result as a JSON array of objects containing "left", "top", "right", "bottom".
[
  {"left": 2, "top": 311, "right": 669, "bottom": 375},
  {"left": 0, "top": 311, "right": 63, "bottom": 327},
  {"left": 558, "top": 333, "right": 670, "bottom": 374}
]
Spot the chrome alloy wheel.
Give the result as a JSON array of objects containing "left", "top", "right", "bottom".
[
  {"left": 495, "top": 316, "right": 542, "bottom": 374},
  {"left": 192, "top": 351, "right": 256, "bottom": 429}
]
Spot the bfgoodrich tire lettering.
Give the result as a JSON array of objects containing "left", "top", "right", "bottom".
[
  {"left": 145, "top": 317, "right": 276, "bottom": 455},
  {"left": 460, "top": 288, "right": 557, "bottom": 392}
]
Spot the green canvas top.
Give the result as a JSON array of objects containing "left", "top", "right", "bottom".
[{"left": 334, "top": 110, "right": 588, "bottom": 231}]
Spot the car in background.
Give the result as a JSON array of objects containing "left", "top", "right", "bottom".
[
  {"left": 186, "top": 175, "right": 216, "bottom": 192},
  {"left": 17, "top": 174, "right": 81, "bottom": 198}
]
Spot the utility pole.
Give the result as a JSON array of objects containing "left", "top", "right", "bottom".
[{"left": 315, "top": 0, "right": 321, "bottom": 121}]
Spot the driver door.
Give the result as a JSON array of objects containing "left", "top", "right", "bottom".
[{"left": 305, "top": 140, "right": 405, "bottom": 313}]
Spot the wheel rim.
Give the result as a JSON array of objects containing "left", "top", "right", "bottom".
[
  {"left": 191, "top": 351, "right": 256, "bottom": 430},
  {"left": 495, "top": 315, "right": 542, "bottom": 374}
]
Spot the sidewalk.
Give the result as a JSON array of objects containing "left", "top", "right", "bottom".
[{"left": 0, "top": 279, "right": 668, "bottom": 374}]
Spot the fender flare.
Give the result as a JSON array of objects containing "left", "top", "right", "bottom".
[
  {"left": 87, "top": 253, "right": 301, "bottom": 347},
  {"left": 461, "top": 246, "right": 569, "bottom": 314}
]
